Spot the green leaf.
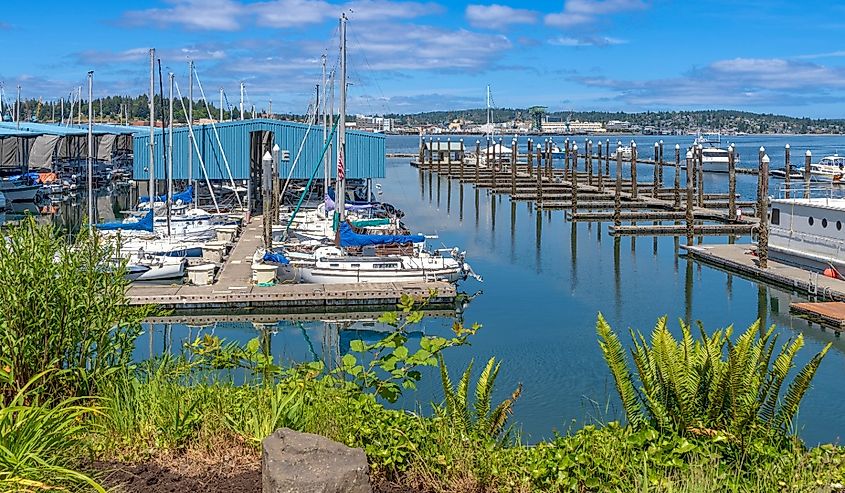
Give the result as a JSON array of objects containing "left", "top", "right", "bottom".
[
  {"left": 394, "top": 346, "right": 409, "bottom": 360},
  {"left": 341, "top": 354, "right": 357, "bottom": 369},
  {"left": 349, "top": 340, "right": 366, "bottom": 353}
]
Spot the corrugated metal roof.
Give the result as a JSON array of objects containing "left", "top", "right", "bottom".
[
  {"left": 0, "top": 122, "right": 87, "bottom": 136},
  {"left": 69, "top": 123, "right": 139, "bottom": 135},
  {"left": 0, "top": 127, "right": 40, "bottom": 137},
  {"left": 133, "top": 118, "right": 385, "bottom": 181}
]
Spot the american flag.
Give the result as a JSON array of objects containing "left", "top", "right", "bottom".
[{"left": 337, "top": 146, "right": 345, "bottom": 181}]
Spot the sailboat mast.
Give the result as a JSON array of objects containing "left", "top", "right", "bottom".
[
  {"left": 167, "top": 72, "right": 174, "bottom": 238},
  {"left": 239, "top": 82, "right": 244, "bottom": 121},
  {"left": 337, "top": 13, "right": 347, "bottom": 226},
  {"left": 188, "top": 59, "right": 194, "bottom": 205},
  {"left": 219, "top": 87, "right": 224, "bottom": 123},
  {"left": 87, "top": 71, "right": 94, "bottom": 233},
  {"left": 321, "top": 54, "right": 328, "bottom": 198},
  {"left": 148, "top": 48, "right": 155, "bottom": 203}
]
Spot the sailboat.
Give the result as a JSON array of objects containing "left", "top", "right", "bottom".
[{"left": 264, "top": 15, "right": 480, "bottom": 286}]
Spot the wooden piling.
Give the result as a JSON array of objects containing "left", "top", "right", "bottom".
[
  {"left": 597, "top": 141, "right": 603, "bottom": 191},
  {"left": 428, "top": 137, "right": 434, "bottom": 170},
  {"left": 563, "top": 138, "right": 570, "bottom": 179},
  {"left": 571, "top": 144, "right": 579, "bottom": 215},
  {"left": 536, "top": 146, "right": 543, "bottom": 207},
  {"left": 527, "top": 138, "right": 533, "bottom": 178},
  {"left": 652, "top": 142, "right": 659, "bottom": 198},
  {"left": 674, "top": 144, "right": 681, "bottom": 210},
  {"left": 728, "top": 144, "right": 737, "bottom": 220},
  {"left": 474, "top": 140, "right": 480, "bottom": 184},
  {"left": 784, "top": 144, "right": 791, "bottom": 199},
  {"left": 658, "top": 140, "right": 665, "bottom": 184},
  {"left": 585, "top": 138, "right": 592, "bottom": 186},
  {"left": 755, "top": 146, "right": 765, "bottom": 216},
  {"left": 758, "top": 153, "right": 770, "bottom": 268},
  {"left": 696, "top": 144, "right": 704, "bottom": 207},
  {"left": 685, "top": 149, "right": 694, "bottom": 245},
  {"left": 630, "top": 141, "right": 638, "bottom": 199},
  {"left": 605, "top": 139, "right": 610, "bottom": 176},
  {"left": 511, "top": 138, "right": 517, "bottom": 195},
  {"left": 614, "top": 143, "right": 622, "bottom": 227},
  {"left": 546, "top": 140, "right": 553, "bottom": 180},
  {"left": 804, "top": 150, "right": 812, "bottom": 199},
  {"left": 418, "top": 135, "right": 425, "bottom": 166}
]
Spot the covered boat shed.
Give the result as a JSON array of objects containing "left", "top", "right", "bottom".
[
  {"left": 0, "top": 122, "right": 135, "bottom": 169},
  {"left": 132, "top": 118, "right": 385, "bottom": 183}
]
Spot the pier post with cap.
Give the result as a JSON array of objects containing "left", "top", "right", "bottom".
[
  {"left": 605, "top": 139, "right": 611, "bottom": 176},
  {"left": 673, "top": 144, "right": 681, "bottom": 210},
  {"left": 585, "top": 138, "right": 592, "bottom": 186},
  {"left": 571, "top": 144, "right": 579, "bottom": 216},
  {"left": 630, "top": 141, "right": 638, "bottom": 199},
  {"left": 729, "top": 144, "right": 737, "bottom": 220},
  {"left": 784, "top": 144, "right": 791, "bottom": 199},
  {"left": 755, "top": 146, "right": 765, "bottom": 216},
  {"left": 563, "top": 138, "right": 570, "bottom": 179},
  {"left": 804, "top": 150, "right": 812, "bottom": 199},
  {"left": 536, "top": 146, "right": 543, "bottom": 207},
  {"left": 685, "top": 150, "right": 694, "bottom": 245},
  {"left": 527, "top": 138, "right": 533, "bottom": 178},
  {"left": 614, "top": 143, "right": 623, "bottom": 227},
  {"left": 696, "top": 144, "right": 704, "bottom": 207},
  {"left": 546, "top": 140, "right": 553, "bottom": 180},
  {"left": 474, "top": 140, "right": 480, "bottom": 185},
  {"left": 658, "top": 140, "right": 665, "bottom": 185},
  {"left": 652, "top": 142, "right": 659, "bottom": 198},
  {"left": 418, "top": 135, "right": 425, "bottom": 167},
  {"left": 758, "top": 154, "right": 770, "bottom": 268},
  {"left": 511, "top": 138, "right": 517, "bottom": 196},
  {"left": 597, "top": 140, "right": 604, "bottom": 191}
]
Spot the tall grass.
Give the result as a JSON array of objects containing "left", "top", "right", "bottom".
[{"left": 0, "top": 217, "right": 153, "bottom": 401}]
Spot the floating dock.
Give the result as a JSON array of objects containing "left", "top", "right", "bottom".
[
  {"left": 789, "top": 302, "right": 845, "bottom": 333},
  {"left": 127, "top": 216, "right": 457, "bottom": 312},
  {"left": 683, "top": 243, "right": 845, "bottom": 302}
]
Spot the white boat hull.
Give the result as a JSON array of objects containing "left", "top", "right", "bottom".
[{"left": 125, "top": 257, "right": 186, "bottom": 281}]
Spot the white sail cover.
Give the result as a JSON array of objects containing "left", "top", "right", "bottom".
[{"left": 27, "top": 134, "right": 60, "bottom": 169}]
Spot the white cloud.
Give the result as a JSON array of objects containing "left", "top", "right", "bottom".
[
  {"left": 121, "top": 0, "right": 246, "bottom": 31},
  {"left": 549, "top": 35, "right": 626, "bottom": 46},
  {"left": 545, "top": 0, "right": 647, "bottom": 27},
  {"left": 465, "top": 4, "right": 538, "bottom": 29},
  {"left": 122, "top": 0, "right": 439, "bottom": 30},
  {"left": 572, "top": 57, "right": 845, "bottom": 107}
]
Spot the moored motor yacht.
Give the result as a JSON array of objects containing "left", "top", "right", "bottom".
[
  {"left": 768, "top": 195, "right": 845, "bottom": 274},
  {"left": 800, "top": 155, "right": 845, "bottom": 183}
]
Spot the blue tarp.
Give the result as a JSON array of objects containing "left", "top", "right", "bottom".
[
  {"left": 339, "top": 222, "right": 423, "bottom": 247},
  {"left": 139, "top": 185, "right": 194, "bottom": 204},
  {"left": 263, "top": 250, "right": 290, "bottom": 265},
  {"left": 96, "top": 209, "right": 154, "bottom": 232}
]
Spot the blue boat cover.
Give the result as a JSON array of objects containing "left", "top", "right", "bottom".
[
  {"left": 263, "top": 250, "right": 290, "bottom": 265},
  {"left": 139, "top": 185, "right": 193, "bottom": 204},
  {"left": 97, "top": 209, "right": 154, "bottom": 232},
  {"left": 339, "top": 222, "right": 423, "bottom": 247}
]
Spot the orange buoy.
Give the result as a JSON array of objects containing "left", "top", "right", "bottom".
[{"left": 823, "top": 267, "right": 837, "bottom": 278}]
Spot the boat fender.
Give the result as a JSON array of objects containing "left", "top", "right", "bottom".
[{"left": 823, "top": 268, "right": 837, "bottom": 279}]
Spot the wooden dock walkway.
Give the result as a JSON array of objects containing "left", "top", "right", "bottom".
[
  {"left": 789, "top": 302, "right": 845, "bottom": 333},
  {"left": 127, "top": 216, "right": 457, "bottom": 311},
  {"left": 684, "top": 243, "right": 845, "bottom": 303}
]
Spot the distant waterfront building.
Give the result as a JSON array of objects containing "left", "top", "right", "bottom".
[
  {"left": 355, "top": 115, "right": 395, "bottom": 133},
  {"left": 605, "top": 120, "right": 632, "bottom": 132},
  {"left": 541, "top": 117, "right": 604, "bottom": 134}
]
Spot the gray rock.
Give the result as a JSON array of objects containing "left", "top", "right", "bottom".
[{"left": 262, "top": 428, "right": 372, "bottom": 493}]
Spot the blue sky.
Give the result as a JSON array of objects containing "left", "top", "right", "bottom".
[{"left": 2, "top": 0, "right": 845, "bottom": 117}]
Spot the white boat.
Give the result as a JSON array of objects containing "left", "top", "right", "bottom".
[
  {"left": 124, "top": 253, "right": 186, "bottom": 281},
  {"left": 611, "top": 146, "right": 633, "bottom": 161},
  {"left": 119, "top": 237, "right": 207, "bottom": 258},
  {"left": 298, "top": 245, "right": 475, "bottom": 284},
  {"left": 0, "top": 176, "right": 40, "bottom": 202},
  {"left": 802, "top": 155, "right": 845, "bottom": 183},
  {"left": 768, "top": 196, "right": 845, "bottom": 274},
  {"left": 692, "top": 134, "right": 737, "bottom": 173}
]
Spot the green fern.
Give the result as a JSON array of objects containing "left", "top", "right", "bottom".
[{"left": 596, "top": 315, "right": 831, "bottom": 441}]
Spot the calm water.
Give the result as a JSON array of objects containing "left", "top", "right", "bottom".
[{"left": 118, "top": 134, "right": 845, "bottom": 445}]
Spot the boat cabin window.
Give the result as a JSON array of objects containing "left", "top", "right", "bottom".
[
  {"left": 822, "top": 218, "right": 829, "bottom": 228},
  {"left": 838, "top": 221, "right": 843, "bottom": 231},
  {"left": 808, "top": 217, "right": 814, "bottom": 226},
  {"left": 350, "top": 263, "right": 360, "bottom": 268},
  {"left": 771, "top": 208, "right": 780, "bottom": 225}
]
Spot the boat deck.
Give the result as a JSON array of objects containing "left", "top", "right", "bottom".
[{"left": 126, "top": 216, "right": 457, "bottom": 312}]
